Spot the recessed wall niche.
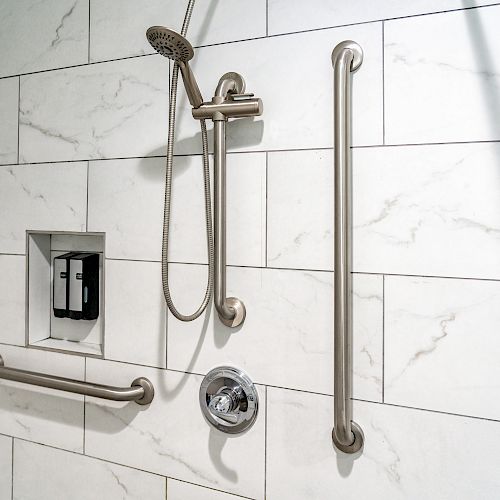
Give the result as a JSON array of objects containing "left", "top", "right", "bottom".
[{"left": 26, "top": 231, "right": 105, "bottom": 357}]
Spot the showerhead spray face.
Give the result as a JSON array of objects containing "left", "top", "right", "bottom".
[{"left": 147, "top": 26, "right": 203, "bottom": 107}]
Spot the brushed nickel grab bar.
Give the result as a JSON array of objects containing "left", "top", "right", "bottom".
[
  {"left": 193, "top": 72, "right": 263, "bottom": 328},
  {"left": 0, "top": 355, "right": 154, "bottom": 405},
  {"left": 331, "top": 41, "right": 364, "bottom": 454}
]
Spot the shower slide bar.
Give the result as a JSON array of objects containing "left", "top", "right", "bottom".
[
  {"left": 331, "top": 41, "right": 364, "bottom": 454},
  {"left": 0, "top": 354, "right": 154, "bottom": 405}
]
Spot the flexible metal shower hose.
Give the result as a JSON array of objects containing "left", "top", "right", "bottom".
[{"left": 162, "top": 0, "right": 214, "bottom": 321}]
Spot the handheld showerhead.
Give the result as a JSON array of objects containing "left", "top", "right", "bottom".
[{"left": 147, "top": 26, "right": 203, "bottom": 108}]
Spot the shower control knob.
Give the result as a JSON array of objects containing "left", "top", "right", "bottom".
[{"left": 200, "top": 367, "right": 258, "bottom": 434}]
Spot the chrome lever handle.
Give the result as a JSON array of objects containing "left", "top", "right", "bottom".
[{"left": 208, "top": 390, "right": 240, "bottom": 424}]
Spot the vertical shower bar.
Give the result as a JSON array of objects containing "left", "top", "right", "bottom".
[
  {"left": 331, "top": 40, "right": 364, "bottom": 454},
  {"left": 213, "top": 119, "right": 246, "bottom": 328}
]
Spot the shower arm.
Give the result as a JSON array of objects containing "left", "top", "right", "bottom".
[
  {"left": 192, "top": 73, "right": 263, "bottom": 327},
  {"left": 331, "top": 41, "right": 364, "bottom": 454}
]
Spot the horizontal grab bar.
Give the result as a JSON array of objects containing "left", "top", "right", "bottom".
[{"left": 0, "top": 355, "right": 154, "bottom": 405}]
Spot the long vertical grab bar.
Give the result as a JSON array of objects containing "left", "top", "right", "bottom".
[
  {"left": 331, "top": 40, "right": 364, "bottom": 454},
  {"left": 213, "top": 119, "right": 246, "bottom": 328}
]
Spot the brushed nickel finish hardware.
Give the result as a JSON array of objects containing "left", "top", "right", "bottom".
[
  {"left": 193, "top": 73, "right": 263, "bottom": 327},
  {"left": 331, "top": 40, "right": 364, "bottom": 454},
  {"left": 200, "top": 366, "right": 258, "bottom": 434},
  {"left": 0, "top": 354, "right": 154, "bottom": 405}
]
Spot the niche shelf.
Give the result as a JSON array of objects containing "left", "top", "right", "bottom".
[{"left": 26, "top": 231, "right": 105, "bottom": 357}]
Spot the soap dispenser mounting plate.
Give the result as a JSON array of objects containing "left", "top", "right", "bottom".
[{"left": 199, "top": 366, "right": 258, "bottom": 434}]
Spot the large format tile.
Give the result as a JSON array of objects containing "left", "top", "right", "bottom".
[
  {"left": 385, "top": 5, "right": 500, "bottom": 144},
  {"left": 0, "top": 345, "right": 84, "bottom": 452},
  {"left": 0, "top": 435, "right": 12, "bottom": 500},
  {"left": 0, "top": 77, "right": 18, "bottom": 165},
  {"left": 105, "top": 259, "right": 166, "bottom": 368},
  {"left": 168, "top": 152, "right": 266, "bottom": 267},
  {"left": 167, "top": 265, "right": 383, "bottom": 401},
  {"left": 85, "top": 359, "right": 265, "bottom": 499},
  {"left": 167, "top": 479, "right": 248, "bottom": 500},
  {"left": 175, "top": 23, "right": 382, "bottom": 154},
  {"left": 0, "top": 0, "right": 88, "bottom": 78},
  {"left": 385, "top": 275, "right": 500, "bottom": 420},
  {"left": 354, "top": 143, "right": 500, "bottom": 279},
  {"left": 267, "top": 387, "right": 500, "bottom": 500},
  {"left": 267, "top": 149, "right": 333, "bottom": 271},
  {"left": 90, "top": 0, "right": 266, "bottom": 62},
  {"left": 268, "top": 0, "right": 497, "bottom": 35},
  {"left": 13, "top": 440, "right": 166, "bottom": 500},
  {"left": 88, "top": 153, "right": 266, "bottom": 265},
  {"left": 0, "top": 162, "right": 87, "bottom": 254},
  {"left": 0, "top": 255, "right": 25, "bottom": 346},
  {"left": 19, "top": 56, "right": 169, "bottom": 163}
]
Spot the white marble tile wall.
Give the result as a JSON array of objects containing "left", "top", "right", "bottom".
[
  {"left": 13, "top": 440, "right": 166, "bottom": 500},
  {"left": 268, "top": 0, "right": 498, "bottom": 35},
  {"left": 19, "top": 56, "right": 169, "bottom": 163},
  {"left": 0, "top": 162, "right": 87, "bottom": 254},
  {"left": 385, "top": 5, "right": 500, "bottom": 144},
  {"left": 0, "top": 0, "right": 89, "bottom": 78},
  {"left": 385, "top": 275, "right": 500, "bottom": 420},
  {"left": 1, "top": 1, "right": 500, "bottom": 499},
  {"left": 267, "top": 387, "right": 500, "bottom": 500},
  {"left": 0, "top": 434, "right": 12, "bottom": 500},
  {"left": 88, "top": 153, "right": 266, "bottom": 265},
  {"left": 0, "top": 77, "right": 19, "bottom": 165},
  {"left": 90, "top": 0, "right": 267, "bottom": 62},
  {"left": 167, "top": 479, "right": 247, "bottom": 500},
  {"left": 105, "top": 259, "right": 167, "bottom": 368}
]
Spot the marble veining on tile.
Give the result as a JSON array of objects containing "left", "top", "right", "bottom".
[
  {"left": 19, "top": 56, "right": 169, "bottom": 163},
  {"left": 84, "top": 359, "right": 265, "bottom": 499},
  {"left": 385, "top": 275, "right": 500, "bottom": 420},
  {"left": 90, "top": 0, "right": 267, "bottom": 62},
  {"left": 0, "top": 162, "right": 87, "bottom": 254},
  {"left": 353, "top": 143, "right": 500, "bottom": 279},
  {"left": 167, "top": 265, "right": 383, "bottom": 401},
  {"left": 13, "top": 439, "right": 166, "bottom": 500},
  {"left": 0, "top": 77, "right": 19, "bottom": 165},
  {"left": 267, "top": 387, "right": 500, "bottom": 500},
  {"left": 0, "top": 0, "right": 88, "bottom": 78},
  {"left": 385, "top": 5, "right": 500, "bottom": 144}
]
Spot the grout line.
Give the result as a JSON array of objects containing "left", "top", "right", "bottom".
[
  {"left": 16, "top": 77, "right": 20, "bottom": 165},
  {"left": 2, "top": 251, "right": 500, "bottom": 284},
  {"left": 382, "top": 275, "right": 385, "bottom": 403},
  {"left": 2, "top": 139, "right": 500, "bottom": 169},
  {"left": 11, "top": 437, "right": 14, "bottom": 500},
  {"left": 382, "top": 21, "right": 385, "bottom": 145},
  {"left": 165, "top": 476, "right": 168, "bottom": 500},
  {"left": 85, "top": 161, "right": 89, "bottom": 231},
  {"left": 0, "top": 2, "right": 498, "bottom": 82},
  {"left": 10, "top": 434, "right": 255, "bottom": 500},
  {"left": 87, "top": 0, "right": 91, "bottom": 64},
  {"left": 83, "top": 357, "right": 87, "bottom": 455},
  {"left": 265, "top": 152, "right": 269, "bottom": 268},
  {"left": 265, "top": 0, "right": 269, "bottom": 37},
  {"left": 264, "top": 386, "right": 268, "bottom": 500}
]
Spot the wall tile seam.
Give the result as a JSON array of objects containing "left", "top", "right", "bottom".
[
  {"left": 2, "top": 256, "right": 500, "bottom": 284},
  {"left": 7, "top": 436, "right": 255, "bottom": 500},
  {"left": 2, "top": 1, "right": 499, "bottom": 82},
  {"left": 5, "top": 139, "right": 500, "bottom": 170}
]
